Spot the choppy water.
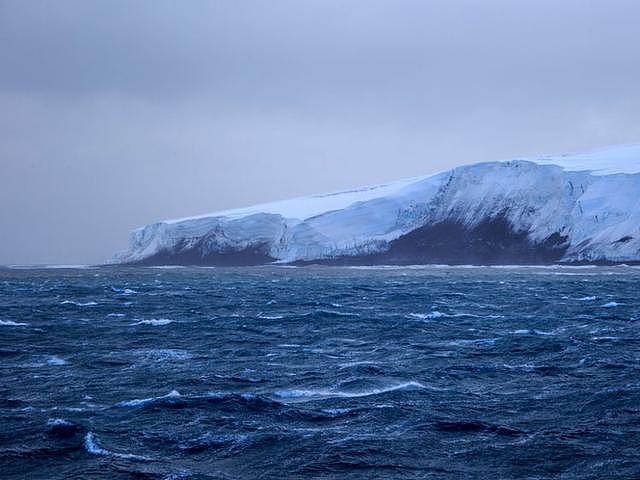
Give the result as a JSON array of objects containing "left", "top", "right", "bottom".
[{"left": 1, "top": 265, "right": 640, "bottom": 479}]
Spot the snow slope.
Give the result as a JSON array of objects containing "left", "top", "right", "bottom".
[
  {"left": 532, "top": 144, "right": 640, "bottom": 176},
  {"left": 118, "top": 145, "right": 640, "bottom": 265}
]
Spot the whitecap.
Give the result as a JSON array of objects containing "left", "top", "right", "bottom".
[
  {"left": 321, "top": 408, "right": 354, "bottom": 415},
  {"left": 47, "top": 418, "right": 71, "bottom": 426},
  {"left": 273, "top": 381, "right": 426, "bottom": 401},
  {"left": 338, "top": 360, "right": 379, "bottom": 368},
  {"left": 47, "top": 356, "right": 67, "bottom": 366},
  {"left": 442, "top": 338, "right": 497, "bottom": 347},
  {"left": 130, "top": 318, "right": 173, "bottom": 326},
  {"left": 111, "top": 287, "right": 138, "bottom": 295},
  {"left": 118, "top": 389, "right": 181, "bottom": 407},
  {"left": 61, "top": 300, "right": 98, "bottom": 307},
  {"left": 0, "top": 319, "right": 29, "bottom": 326},
  {"left": 106, "top": 313, "right": 126, "bottom": 317},
  {"left": 601, "top": 302, "right": 621, "bottom": 308},
  {"left": 84, "top": 432, "right": 150, "bottom": 460},
  {"left": 408, "top": 311, "right": 447, "bottom": 320},
  {"left": 578, "top": 296, "right": 597, "bottom": 301},
  {"left": 502, "top": 363, "right": 537, "bottom": 371},
  {"left": 532, "top": 329, "right": 556, "bottom": 336},
  {"left": 257, "top": 314, "right": 284, "bottom": 320},
  {"left": 135, "top": 349, "right": 191, "bottom": 361}
]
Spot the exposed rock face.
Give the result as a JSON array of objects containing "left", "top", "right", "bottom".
[
  {"left": 299, "top": 217, "right": 570, "bottom": 266},
  {"left": 117, "top": 146, "right": 640, "bottom": 266}
]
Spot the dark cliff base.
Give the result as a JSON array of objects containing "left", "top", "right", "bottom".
[
  {"left": 295, "top": 217, "right": 569, "bottom": 266},
  {"left": 129, "top": 217, "right": 580, "bottom": 267},
  {"left": 132, "top": 244, "right": 276, "bottom": 267}
]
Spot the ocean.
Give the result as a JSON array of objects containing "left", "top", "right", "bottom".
[{"left": 1, "top": 265, "right": 639, "bottom": 479}]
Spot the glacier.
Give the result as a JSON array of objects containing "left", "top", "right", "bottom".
[{"left": 117, "top": 145, "right": 640, "bottom": 266}]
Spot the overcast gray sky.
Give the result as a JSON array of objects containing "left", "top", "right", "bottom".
[{"left": 1, "top": 0, "right": 639, "bottom": 264}]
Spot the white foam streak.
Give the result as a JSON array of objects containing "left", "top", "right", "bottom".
[
  {"left": 84, "top": 432, "right": 150, "bottom": 461},
  {"left": 47, "top": 356, "right": 67, "bottom": 366},
  {"left": 273, "top": 381, "right": 426, "bottom": 402},
  {"left": 130, "top": 318, "right": 174, "bottom": 326},
  {"left": 118, "top": 390, "right": 181, "bottom": 407},
  {"left": 61, "top": 300, "right": 98, "bottom": 307},
  {"left": 601, "top": 302, "right": 621, "bottom": 308},
  {"left": 0, "top": 319, "right": 29, "bottom": 326}
]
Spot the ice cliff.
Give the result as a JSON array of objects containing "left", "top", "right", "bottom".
[{"left": 117, "top": 145, "right": 640, "bottom": 265}]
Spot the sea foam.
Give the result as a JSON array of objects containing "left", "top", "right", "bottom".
[
  {"left": 118, "top": 390, "right": 181, "bottom": 407},
  {"left": 601, "top": 302, "right": 620, "bottom": 308},
  {"left": 84, "top": 432, "right": 150, "bottom": 460},
  {"left": 0, "top": 319, "right": 29, "bottom": 326},
  {"left": 130, "top": 318, "right": 174, "bottom": 326},
  {"left": 273, "top": 381, "right": 426, "bottom": 401},
  {"left": 61, "top": 300, "right": 98, "bottom": 307}
]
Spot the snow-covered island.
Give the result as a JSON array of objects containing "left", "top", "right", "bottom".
[{"left": 117, "top": 145, "right": 640, "bottom": 266}]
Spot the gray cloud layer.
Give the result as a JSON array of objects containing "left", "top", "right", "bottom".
[{"left": 1, "top": 0, "right": 639, "bottom": 264}]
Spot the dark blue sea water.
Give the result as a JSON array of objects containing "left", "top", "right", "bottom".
[{"left": 1, "top": 265, "right": 639, "bottom": 479}]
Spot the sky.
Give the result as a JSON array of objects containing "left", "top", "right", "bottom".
[{"left": 1, "top": 0, "right": 640, "bottom": 265}]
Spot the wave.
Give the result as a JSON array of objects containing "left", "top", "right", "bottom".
[
  {"left": 130, "top": 318, "right": 174, "bottom": 326},
  {"left": 338, "top": 360, "right": 380, "bottom": 368},
  {"left": 442, "top": 338, "right": 498, "bottom": 347},
  {"left": 407, "top": 311, "right": 503, "bottom": 320},
  {"left": 110, "top": 287, "right": 138, "bottom": 295},
  {"left": 435, "top": 421, "right": 524, "bottom": 436},
  {"left": 257, "top": 313, "right": 285, "bottom": 320},
  {"left": 0, "top": 320, "right": 29, "bottom": 327},
  {"left": 407, "top": 311, "right": 447, "bottom": 320},
  {"left": 117, "top": 390, "right": 282, "bottom": 412},
  {"left": 47, "top": 356, "right": 67, "bottom": 366},
  {"left": 46, "top": 418, "right": 81, "bottom": 437},
  {"left": 119, "top": 390, "right": 182, "bottom": 407},
  {"left": 601, "top": 301, "right": 621, "bottom": 308},
  {"left": 213, "top": 373, "right": 263, "bottom": 384},
  {"left": 84, "top": 432, "right": 150, "bottom": 461},
  {"left": 134, "top": 349, "right": 191, "bottom": 361},
  {"left": 304, "top": 309, "right": 361, "bottom": 319},
  {"left": 60, "top": 300, "right": 98, "bottom": 307},
  {"left": 23, "top": 355, "right": 69, "bottom": 368},
  {"left": 512, "top": 329, "right": 558, "bottom": 336},
  {"left": 579, "top": 296, "right": 597, "bottom": 301},
  {"left": 273, "top": 381, "right": 426, "bottom": 402},
  {"left": 177, "top": 432, "right": 250, "bottom": 453}
]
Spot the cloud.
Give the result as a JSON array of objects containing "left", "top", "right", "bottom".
[{"left": 1, "top": 0, "right": 639, "bottom": 263}]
